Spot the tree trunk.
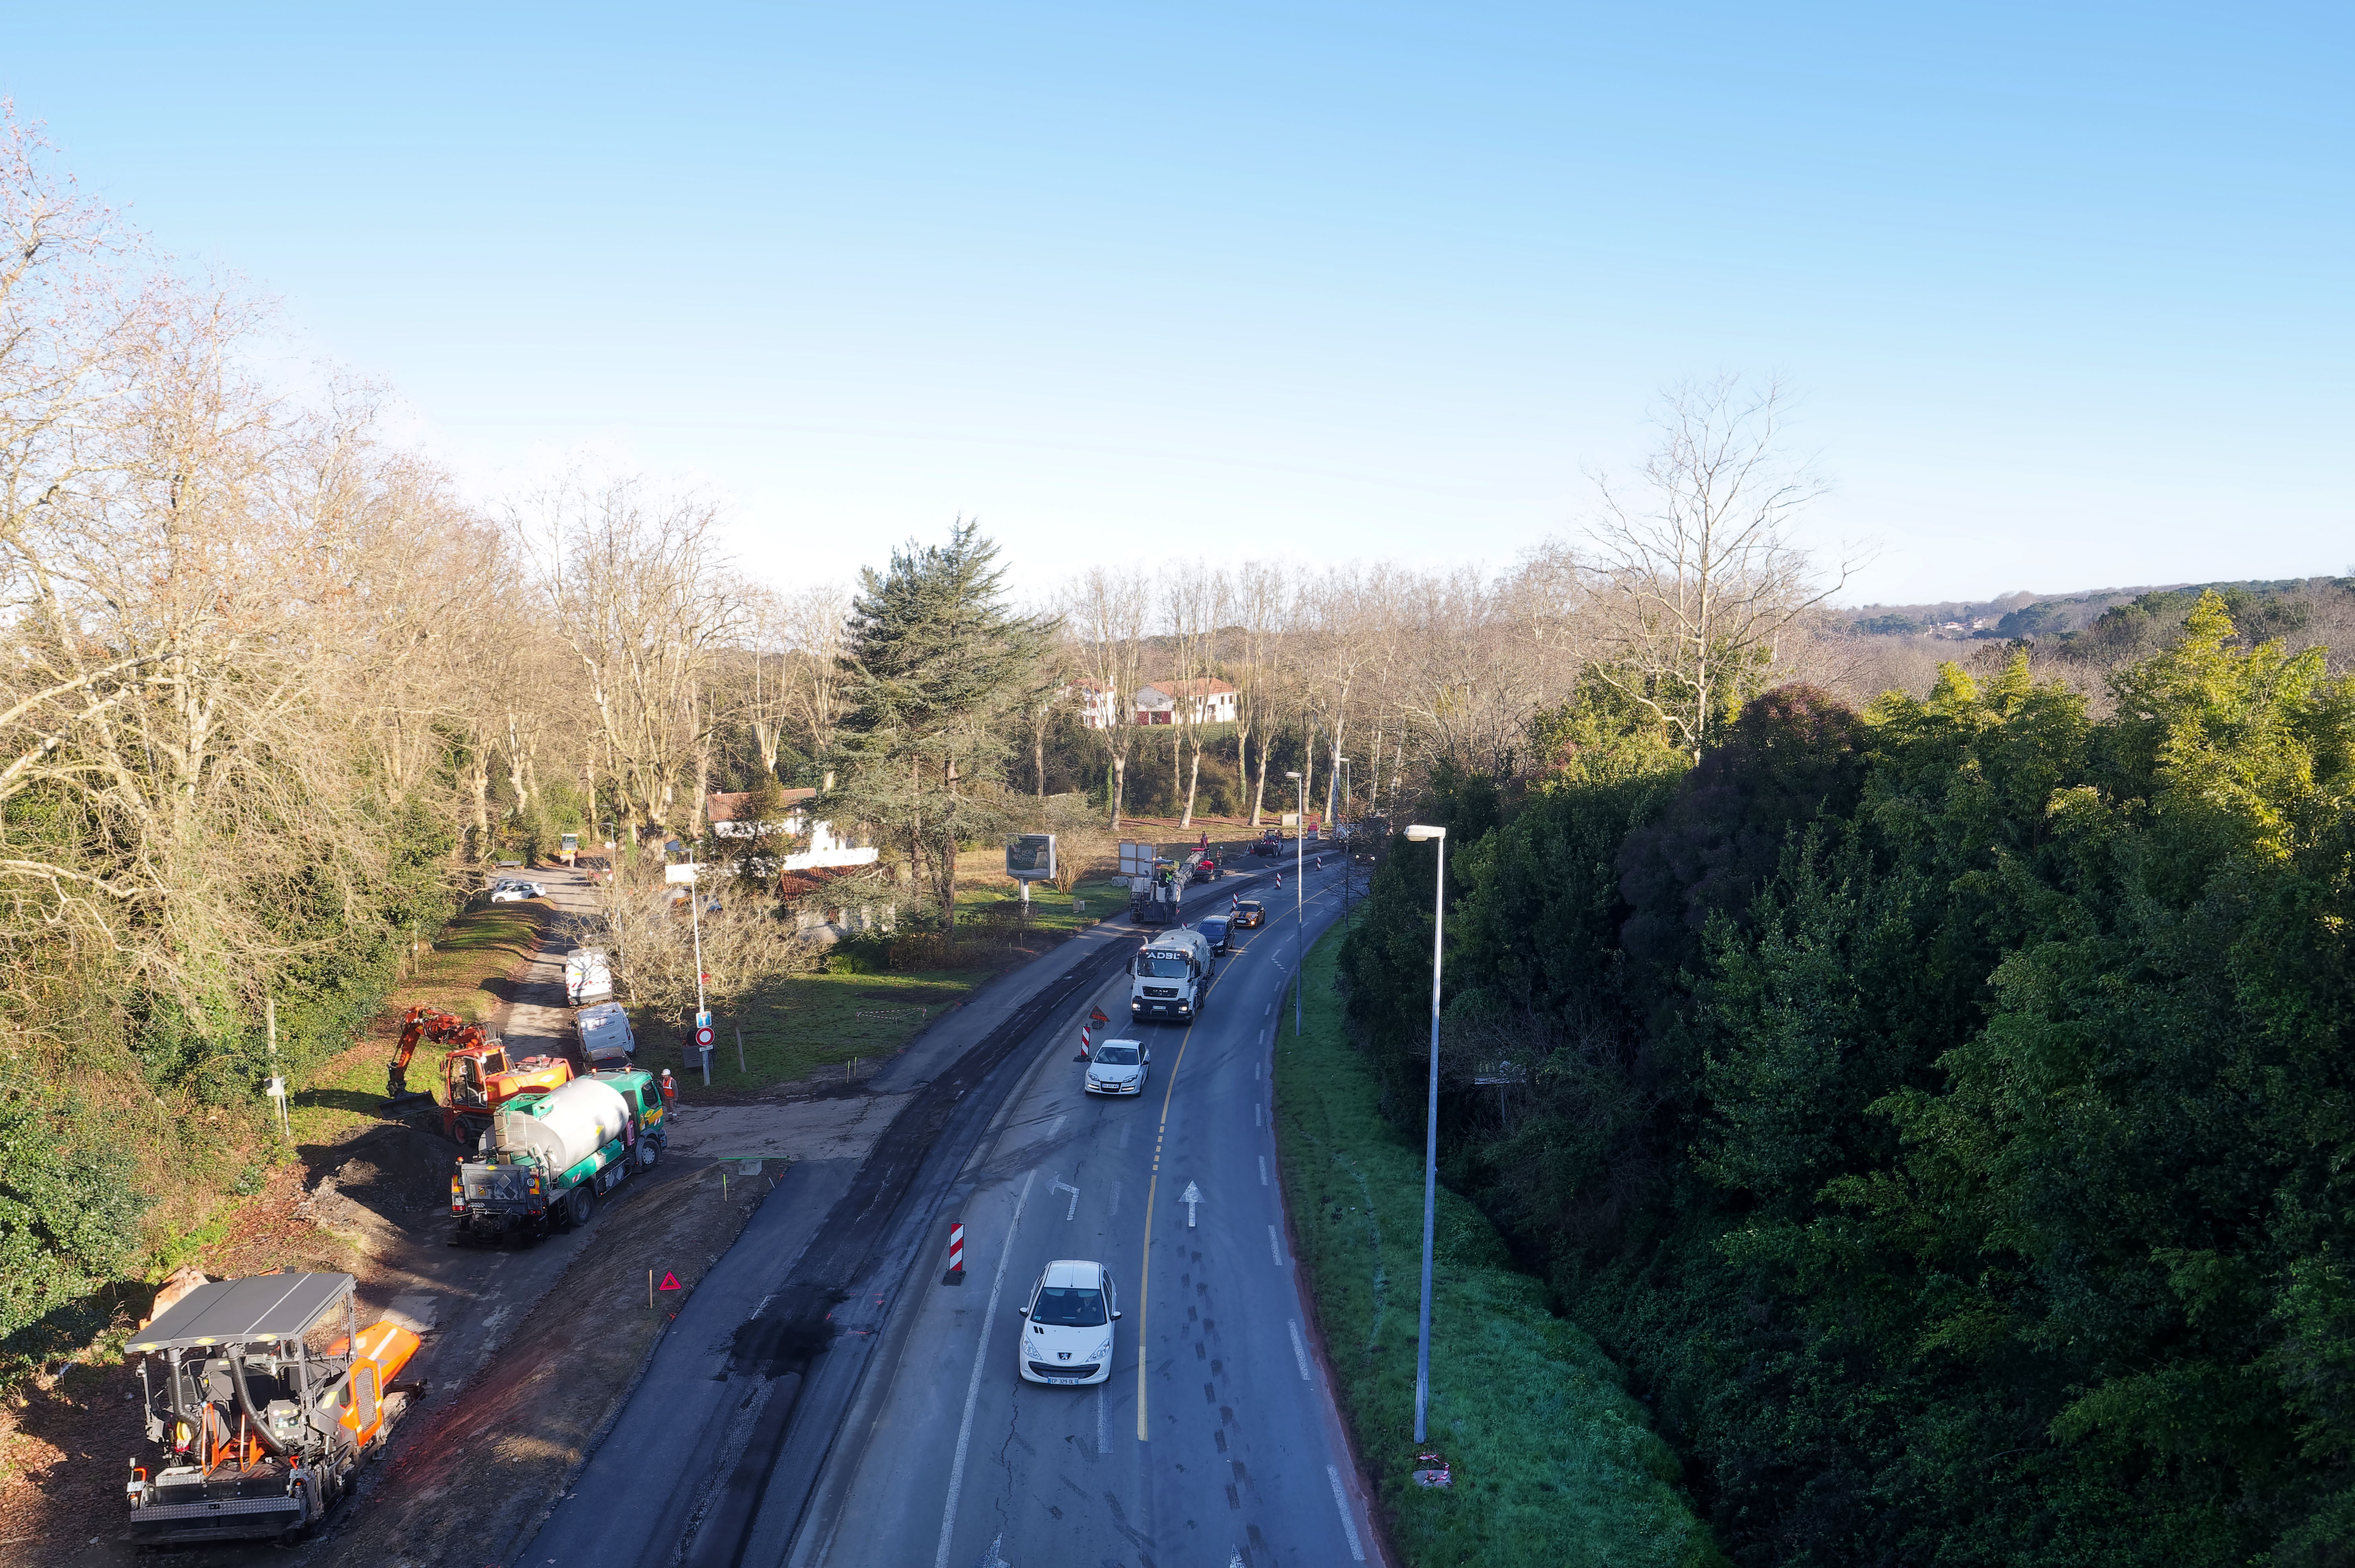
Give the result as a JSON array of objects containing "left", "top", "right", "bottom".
[
  {"left": 1110, "top": 754, "right": 1126, "bottom": 828},
  {"left": 1180, "top": 744, "right": 1201, "bottom": 829},
  {"left": 1300, "top": 722, "right": 1315, "bottom": 825},
  {"left": 1035, "top": 727, "right": 1045, "bottom": 796},
  {"left": 1251, "top": 732, "right": 1271, "bottom": 825}
]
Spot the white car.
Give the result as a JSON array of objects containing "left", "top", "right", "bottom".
[
  {"left": 1017, "top": 1260, "right": 1119, "bottom": 1386},
  {"left": 487, "top": 879, "right": 546, "bottom": 903},
  {"left": 1085, "top": 1038, "right": 1150, "bottom": 1096}
]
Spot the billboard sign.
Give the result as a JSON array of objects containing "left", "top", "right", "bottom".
[{"left": 1006, "top": 833, "right": 1057, "bottom": 882}]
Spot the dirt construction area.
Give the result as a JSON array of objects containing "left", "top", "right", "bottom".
[{"left": 0, "top": 868, "right": 929, "bottom": 1568}]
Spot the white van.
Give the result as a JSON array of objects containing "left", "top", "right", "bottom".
[
  {"left": 1128, "top": 927, "right": 1212, "bottom": 1023},
  {"left": 575, "top": 1001, "right": 635, "bottom": 1074},
  {"left": 564, "top": 946, "right": 614, "bottom": 1005}
]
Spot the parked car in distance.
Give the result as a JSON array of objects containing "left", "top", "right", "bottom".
[
  {"left": 1085, "top": 1039, "right": 1150, "bottom": 1096},
  {"left": 1198, "top": 914, "right": 1232, "bottom": 954},
  {"left": 1231, "top": 899, "right": 1265, "bottom": 930},
  {"left": 487, "top": 878, "right": 546, "bottom": 903},
  {"left": 1017, "top": 1260, "right": 1119, "bottom": 1386}
]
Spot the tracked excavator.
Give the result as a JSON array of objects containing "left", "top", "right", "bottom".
[{"left": 438, "top": 1024, "right": 573, "bottom": 1146}]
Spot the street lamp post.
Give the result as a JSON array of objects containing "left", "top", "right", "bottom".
[
  {"left": 1285, "top": 769, "right": 1305, "bottom": 1036},
  {"left": 1402, "top": 823, "right": 1447, "bottom": 1444}
]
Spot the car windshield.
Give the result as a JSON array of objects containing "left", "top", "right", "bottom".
[
  {"left": 1200, "top": 919, "right": 1227, "bottom": 935},
  {"left": 1094, "top": 1045, "right": 1140, "bottom": 1065},
  {"left": 1236, "top": 903, "right": 1261, "bottom": 914},
  {"left": 1032, "top": 1285, "right": 1108, "bottom": 1327},
  {"left": 1139, "top": 955, "right": 1190, "bottom": 978}
]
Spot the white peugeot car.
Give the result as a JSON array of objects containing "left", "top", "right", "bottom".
[
  {"left": 1085, "top": 1038, "right": 1150, "bottom": 1096},
  {"left": 1017, "top": 1260, "right": 1119, "bottom": 1386}
]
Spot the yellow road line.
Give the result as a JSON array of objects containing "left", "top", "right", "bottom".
[{"left": 1136, "top": 1017, "right": 1197, "bottom": 1442}]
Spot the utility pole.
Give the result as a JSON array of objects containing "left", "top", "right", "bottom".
[{"left": 1287, "top": 769, "right": 1305, "bottom": 1036}]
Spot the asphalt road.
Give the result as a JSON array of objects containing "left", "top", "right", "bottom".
[{"left": 520, "top": 852, "right": 1373, "bottom": 1568}]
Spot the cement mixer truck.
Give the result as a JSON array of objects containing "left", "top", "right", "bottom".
[{"left": 449, "top": 1069, "right": 667, "bottom": 1242}]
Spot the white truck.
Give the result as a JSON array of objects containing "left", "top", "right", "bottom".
[
  {"left": 1120, "top": 841, "right": 1180, "bottom": 927},
  {"left": 564, "top": 946, "right": 614, "bottom": 1005},
  {"left": 1128, "top": 926, "right": 1212, "bottom": 1024}
]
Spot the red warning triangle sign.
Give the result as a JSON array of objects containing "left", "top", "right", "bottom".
[
  {"left": 658, "top": 1271, "right": 682, "bottom": 1292},
  {"left": 1089, "top": 1006, "right": 1109, "bottom": 1025}
]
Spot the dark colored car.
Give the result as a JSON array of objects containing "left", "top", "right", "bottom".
[
  {"left": 1247, "top": 836, "right": 1282, "bottom": 857},
  {"left": 1232, "top": 899, "right": 1265, "bottom": 929},
  {"left": 1199, "top": 915, "right": 1232, "bottom": 953}
]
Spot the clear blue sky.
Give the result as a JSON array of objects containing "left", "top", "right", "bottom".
[{"left": 7, "top": 3, "right": 2348, "bottom": 604}]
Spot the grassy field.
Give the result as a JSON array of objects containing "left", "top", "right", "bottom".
[
  {"left": 283, "top": 901, "right": 550, "bottom": 1145},
  {"left": 1276, "top": 918, "right": 1720, "bottom": 1568}
]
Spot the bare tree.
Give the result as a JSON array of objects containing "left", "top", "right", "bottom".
[
  {"left": 513, "top": 474, "right": 741, "bottom": 846},
  {"left": 1225, "top": 562, "right": 1289, "bottom": 825},
  {"left": 1064, "top": 565, "right": 1151, "bottom": 827},
  {"left": 1583, "top": 376, "right": 1849, "bottom": 759}
]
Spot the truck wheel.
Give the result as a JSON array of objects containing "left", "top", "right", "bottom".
[
  {"left": 557, "top": 1186, "right": 592, "bottom": 1230},
  {"left": 639, "top": 1138, "right": 660, "bottom": 1171}
]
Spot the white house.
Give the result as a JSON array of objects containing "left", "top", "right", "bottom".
[
  {"left": 1067, "top": 678, "right": 1121, "bottom": 730},
  {"left": 1134, "top": 678, "right": 1237, "bottom": 726},
  {"left": 706, "top": 789, "right": 878, "bottom": 871}
]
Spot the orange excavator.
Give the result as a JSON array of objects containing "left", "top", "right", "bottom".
[
  {"left": 386, "top": 1006, "right": 462, "bottom": 1103},
  {"left": 437, "top": 1024, "right": 573, "bottom": 1147}
]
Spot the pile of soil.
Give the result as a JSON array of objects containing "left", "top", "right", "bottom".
[{"left": 303, "top": 1123, "right": 462, "bottom": 1237}]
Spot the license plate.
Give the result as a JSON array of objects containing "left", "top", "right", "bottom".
[{"left": 1046, "top": 1376, "right": 1086, "bottom": 1385}]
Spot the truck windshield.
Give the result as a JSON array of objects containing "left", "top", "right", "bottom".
[
  {"left": 1032, "top": 1286, "right": 1108, "bottom": 1327},
  {"left": 1138, "top": 955, "right": 1190, "bottom": 978}
]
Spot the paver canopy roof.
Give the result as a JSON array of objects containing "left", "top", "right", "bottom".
[{"left": 126, "top": 1272, "right": 356, "bottom": 1352}]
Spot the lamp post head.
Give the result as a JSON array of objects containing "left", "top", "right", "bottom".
[
  {"left": 1285, "top": 770, "right": 1301, "bottom": 780},
  {"left": 1404, "top": 825, "right": 1446, "bottom": 842}
]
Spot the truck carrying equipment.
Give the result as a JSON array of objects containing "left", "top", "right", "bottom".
[{"left": 124, "top": 1272, "right": 423, "bottom": 1544}]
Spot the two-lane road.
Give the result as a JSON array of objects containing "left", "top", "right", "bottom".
[{"left": 793, "top": 866, "right": 1371, "bottom": 1568}]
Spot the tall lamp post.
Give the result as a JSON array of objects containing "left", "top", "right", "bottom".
[
  {"left": 1402, "top": 822, "right": 1447, "bottom": 1443},
  {"left": 1285, "top": 769, "right": 1305, "bottom": 1035}
]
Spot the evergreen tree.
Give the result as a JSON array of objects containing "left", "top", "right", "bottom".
[{"left": 828, "top": 521, "right": 1056, "bottom": 942}]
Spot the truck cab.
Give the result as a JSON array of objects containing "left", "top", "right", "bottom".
[{"left": 1129, "top": 927, "right": 1213, "bottom": 1023}]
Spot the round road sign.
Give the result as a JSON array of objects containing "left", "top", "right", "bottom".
[{"left": 695, "top": 1026, "right": 715, "bottom": 1047}]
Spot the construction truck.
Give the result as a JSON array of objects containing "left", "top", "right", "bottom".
[
  {"left": 124, "top": 1272, "right": 424, "bottom": 1544},
  {"left": 439, "top": 1028, "right": 573, "bottom": 1145},
  {"left": 1120, "top": 841, "right": 1180, "bottom": 926},
  {"left": 450, "top": 1070, "right": 666, "bottom": 1242}
]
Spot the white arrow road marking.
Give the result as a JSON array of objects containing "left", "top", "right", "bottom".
[
  {"left": 1268, "top": 1224, "right": 1286, "bottom": 1267},
  {"left": 1328, "top": 1464, "right": 1367, "bottom": 1561},
  {"left": 936, "top": 1171, "right": 1035, "bottom": 1568},
  {"left": 1290, "top": 1318, "right": 1313, "bottom": 1380},
  {"left": 1181, "top": 1180, "right": 1203, "bottom": 1227},
  {"left": 1052, "top": 1176, "right": 1081, "bottom": 1220},
  {"left": 1259, "top": 1155, "right": 1268, "bottom": 1187},
  {"left": 975, "top": 1531, "right": 1011, "bottom": 1568}
]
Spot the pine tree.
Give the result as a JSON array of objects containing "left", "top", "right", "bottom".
[{"left": 827, "top": 521, "right": 1056, "bottom": 946}]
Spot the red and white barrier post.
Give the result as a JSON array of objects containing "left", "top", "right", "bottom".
[
  {"left": 944, "top": 1218, "right": 966, "bottom": 1285},
  {"left": 1079, "top": 1024, "right": 1092, "bottom": 1059}
]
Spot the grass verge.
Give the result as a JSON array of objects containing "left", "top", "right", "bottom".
[
  {"left": 283, "top": 900, "right": 550, "bottom": 1147},
  {"left": 1275, "top": 916, "right": 1720, "bottom": 1568}
]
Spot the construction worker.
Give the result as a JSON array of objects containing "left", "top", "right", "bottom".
[{"left": 659, "top": 1067, "right": 678, "bottom": 1114}]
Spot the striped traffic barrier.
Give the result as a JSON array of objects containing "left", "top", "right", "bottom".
[{"left": 944, "top": 1219, "right": 966, "bottom": 1285}]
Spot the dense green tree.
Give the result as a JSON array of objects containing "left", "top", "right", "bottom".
[
  {"left": 1344, "top": 594, "right": 2355, "bottom": 1565},
  {"left": 828, "top": 520, "right": 1057, "bottom": 935}
]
